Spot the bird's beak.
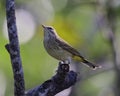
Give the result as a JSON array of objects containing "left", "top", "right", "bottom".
[{"left": 42, "top": 24, "right": 45, "bottom": 28}]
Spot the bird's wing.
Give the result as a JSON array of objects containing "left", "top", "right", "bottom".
[
  {"left": 55, "top": 37, "right": 84, "bottom": 58},
  {"left": 55, "top": 37, "right": 101, "bottom": 69}
]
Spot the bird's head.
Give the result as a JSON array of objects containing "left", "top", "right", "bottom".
[{"left": 42, "top": 25, "right": 58, "bottom": 39}]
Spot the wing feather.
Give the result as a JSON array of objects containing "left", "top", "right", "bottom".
[{"left": 55, "top": 37, "right": 84, "bottom": 59}]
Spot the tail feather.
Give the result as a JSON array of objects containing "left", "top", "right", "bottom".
[
  {"left": 73, "top": 55, "right": 101, "bottom": 70},
  {"left": 82, "top": 59, "right": 101, "bottom": 70}
]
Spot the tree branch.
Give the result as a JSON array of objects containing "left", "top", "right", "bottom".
[
  {"left": 96, "top": 0, "right": 120, "bottom": 95},
  {"left": 25, "top": 63, "right": 77, "bottom": 96},
  {"left": 106, "top": 1, "right": 120, "bottom": 96},
  {"left": 5, "top": 0, "right": 25, "bottom": 95}
]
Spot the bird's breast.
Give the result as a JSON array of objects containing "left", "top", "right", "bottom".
[{"left": 43, "top": 39, "right": 72, "bottom": 61}]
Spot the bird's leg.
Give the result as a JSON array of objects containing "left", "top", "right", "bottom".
[
  {"left": 64, "top": 60, "right": 70, "bottom": 64},
  {"left": 58, "top": 62, "right": 70, "bottom": 73},
  {"left": 59, "top": 60, "right": 70, "bottom": 65},
  {"left": 58, "top": 57, "right": 71, "bottom": 73},
  {"left": 59, "top": 61, "right": 64, "bottom": 64},
  {"left": 65, "top": 56, "right": 72, "bottom": 64},
  {"left": 60, "top": 57, "right": 72, "bottom": 65}
]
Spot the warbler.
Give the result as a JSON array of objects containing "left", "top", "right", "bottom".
[{"left": 42, "top": 25, "right": 101, "bottom": 70}]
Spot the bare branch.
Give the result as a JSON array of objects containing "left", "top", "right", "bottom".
[
  {"left": 96, "top": 0, "right": 120, "bottom": 95},
  {"left": 26, "top": 63, "right": 77, "bottom": 96},
  {"left": 105, "top": 1, "right": 120, "bottom": 96},
  {"left": 5, "top": 0, "right": 25, "bottom": 95}
]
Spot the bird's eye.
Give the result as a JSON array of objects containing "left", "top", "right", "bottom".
[{"left": 47, "top": 27, "right": 53, "bottom": 30}]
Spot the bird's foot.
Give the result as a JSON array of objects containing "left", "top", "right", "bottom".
[{"left": 58, "top": 61, "right": 70, "bottom": 73}]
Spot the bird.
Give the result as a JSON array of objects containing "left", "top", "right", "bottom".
[{"left": 42, "top": 25, "right": 101, "bottom": 70}]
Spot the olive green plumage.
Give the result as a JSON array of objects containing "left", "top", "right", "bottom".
[{"left": 42, "top": 25, "right": 101, "bottom": 70}]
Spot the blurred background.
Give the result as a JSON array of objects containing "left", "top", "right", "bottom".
[{"left": 0, "top": 0, "right": 120, "bottom": 96}]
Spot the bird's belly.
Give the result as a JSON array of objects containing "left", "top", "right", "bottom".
[
  {"left": 44, "top": 42, "right": 71, "bottom": 61},
  {"left": 48, "top": 49, "right": 71, "bottom": 61}
]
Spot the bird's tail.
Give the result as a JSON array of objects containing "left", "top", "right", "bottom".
[
  {"left": 82, "top": 59, "right": 101, "bottom": 70},
  {"left": 73, "top": 55, "right": 101, "bottom": 70}
]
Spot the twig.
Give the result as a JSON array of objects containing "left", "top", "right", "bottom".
[
  {"left": 26, "top": 63, "right": 77, "bottom": 96},
  {"left": 106, "top": 1, "right": 120, "bottom": 96},
  {"left": 106, "top": 0, "right": 119, "bottom": 71},
  {"left": 98, "top": 0, "right": 120, "bottom": 96},
  {"left": 5, "top": 0, "right": 25, "bottom": 95}
]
